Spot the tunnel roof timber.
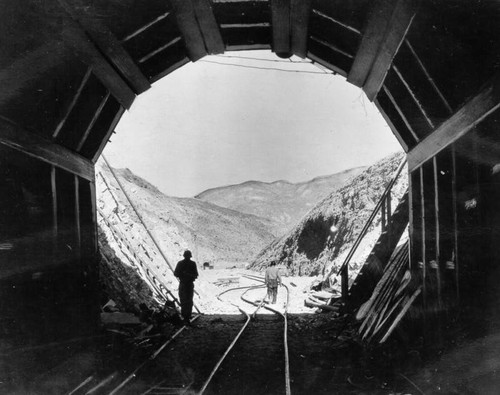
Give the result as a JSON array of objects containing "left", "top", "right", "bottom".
[{"left": 0, "top": 0, "right": 499, "bottom": 174}]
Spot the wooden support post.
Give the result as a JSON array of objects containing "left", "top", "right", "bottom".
[
  {"left": 387, "top": 191, "right": 392, "bottom": 246},
  {"left": 192, "top": 0, "right": 225, "bottom": 54},
  {"left": 170, "top": 0, "right": 208, "bottom": 61},
  {"left": 51, "top": 166, "right": 58, "bottom": 254},
  {"left": 75, "top": 175, "right": 82, "bottom": 263},
  {"left": 381, "top": 198, "right": 387, "bottom": 231},
  {"left": 363, "top": 0, "right": 418, "bottom": 101},
  {"left": 451, "top": 146, "right": 459, "bottom": 302},
  {"left": 270, "top": 0, "right": 291, "bottom": 58},
  {"left": 420, "top": 168, "right": 426, "bottom": 306},
  {"left": 90, "top": 180, "right": 98, "bottom": 256},
  {"left": 290, "top": 0, "right": 312, "bottom": 58},
  {"left": 57, "top": 0, "right": 150, "bottom": 94},
  {"left": 0, "top": 116, "right": 94, "bottom": 181},
  {"left": 408, "top": 168, "right": 415, "bottom": 270},
  {"left": 347, "top": 0, "right": 399, "bottom": 87},
  {"left": 341, "top": 265, "right": 349, "bottom": 302},
  {"left": 408, "top": 72, "right": 500, "bottom": 172},
  {"left": 433, "top": 157, "right": 442, "bottom": 307}
]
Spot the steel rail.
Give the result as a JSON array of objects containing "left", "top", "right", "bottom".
[
  {"left": 198, "top": 285, "right": 265, "bottom": 394},
  {"left": 107, "top": 315, "right": 201, "bottom": 395},
  {"left": 241, "top": 284, "right": 291, "bottom": 395}
]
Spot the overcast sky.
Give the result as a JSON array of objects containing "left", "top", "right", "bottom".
[{"left": 103, "top": 51, "right": 402, "bottom": 197}]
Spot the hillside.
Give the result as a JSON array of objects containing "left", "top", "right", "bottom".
[
  {"left": 195, "top": 167, "right": 366, "bottom": 234},
  {"left": 96, "top": 160, "right": 277, "bottom": 267},
  {"left": 249, "top": 152, "right": 408, "bottom": 282}
]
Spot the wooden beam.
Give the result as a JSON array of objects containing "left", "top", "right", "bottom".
[
  {"left": 92, "top": 106, "right": 125, "bottom": 163},
  {"left": 170, "top": 0, "right": 207, "bottom": 61},
  {"left": 76, "top": 92, "right": 110, "bottom": 152},
  {"left": 60, "top": 17, "right": 135, "bottom": 109},
  {"left": 192, "top": 0, "right": 225, "bottom": 54},
  {"left": 270, "top": 0, "right": 291, "bottom": 58},
  {"left": 290, "top": 0, "right": 311, "bottom": 58},
  {"left": 374, "top": 96, "right": 409, "bottom": 152},
  {"left": 57, "top": 0, "right": 150, "bottom": 94},
  {"left": 408, "top": 73, "right": 500, "bottom": 172},
  {"left": 0, "top": 116, "right": 94, "bottom": 181},
  {"left": 347, "top": 0, "right": 398, "bottom": 87},
  {"left": 363, "top": 0, "right": 418, "bottom": 101}
]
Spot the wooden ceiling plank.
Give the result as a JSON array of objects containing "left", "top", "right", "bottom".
[
  {"left": 347, "top": 0, "right": 398, "bottom": 87},
  {"left": 310, "top": 36, "right": 354, "bottom": 59},
  {"left": 374, "top": 97, "right": 409, "bottom": 152},
  {"left": 408, "top": 73, "right": 500, "bottom": 172},
  {"left": 270, "top": 0, "right": 291, "bottom": 57},
  {"left": 382, "top": 85, "right": 419, "bottom": 143},
  {"left": 192, "top": 0, "right": 225, "bottom": 54},
  {"left": 53, "top": 67, "right": 92, "bottom": 139},
  {"left": 363, "top": 0, "right": 418, "bottom": 101},
  {"left": 405, "top": 39, "right": 453, "bottom": 114},
  {"left": 57, "top": 0, "right": 150, "bottom": 94},
  {"left": 290, "top": 0, "right": 311, "bottom": 58},
  {"left": 311, "top": 9, "right": 361, "bottom": 36},
  {"left": 76, "top": 92, "right": 110, "bottom": 152},
  {"left": 121, "top": 11, "right": 171, "bottom": 43},
  {"left": 92, "top": 106, "right": 125, "bottom": 163},
  {"left": 61, "top": 19, "right": 135, "bottom": 109},
  {"left": 138, "top": 37, "right": 183, "bottom": 64},
  {"left": 0, "top": 116, "right": 94, "bottom": 181},
  {"left": 170, "top": 0, "right": 208, "bottom": 61},
  {"left": 307, "top": 52, "right": 347, "bottom": 78}
]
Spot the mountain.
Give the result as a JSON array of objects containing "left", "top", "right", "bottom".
[
  {"left": 249, "top": 152, "right": 407, "bottom": 280},
  {"left": 195, "top": 167, "right": 366, "bottom": 235},
  {"left": 96, "top": 161, "right": 277, "bottom": 267}
]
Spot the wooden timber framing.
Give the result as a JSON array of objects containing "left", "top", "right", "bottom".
[
  {"left": 347, "top": 0, "right": 399, "bottom": 87},
  {"left": 363, "top": 0, "right": 417, "bottom": 101},
  {"left": 57, "top": 0, "right": 150, "bottom": 94},
  {"left": 192, "top": 0, "right": 225, "bottom": 54},
  {"left": 290, "top": 0, "right": 312, "bottom": 58},
  {"left": 270, "top": 0, "right": 291, "bottom": 57},
  {"left": 76, "top": 92, "right": 111, "bottom": 152},
  {"left": 60, "top": 14, "right": 135, "bottom": 109},
  {"left": 170, "top": 0, "right": 208, "bottom": 61},
  {"left": 374, "top": 95, "right": 409, "bottom": 152},
  {"left": 408, "top": 73, "right": 500, "bottom": 172},
  {"left": 348, "top": 0, "right": 417, "bottom": 101},
  {"left": 53, "top": 67, "right": 92, "bottom": 139},
  {"left": 0, "top": 116, "right": 94, "bottom": 181},
  {"left": 433, "top": 157, "right": 442, "bottom": 306},
  {"left": 92, "top": 106, "right": 125, "bottom": 163},
  {"left": 75, "top": 175, "right": 82, "bottom": 262}
]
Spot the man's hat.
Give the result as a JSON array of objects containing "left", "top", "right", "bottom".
[{"left": 183, "top": 250, "right": 192, "bottom": 258}]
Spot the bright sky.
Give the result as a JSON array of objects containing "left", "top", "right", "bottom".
[{"left": 103, "top": 51, "right": 402, "bottom": 197}]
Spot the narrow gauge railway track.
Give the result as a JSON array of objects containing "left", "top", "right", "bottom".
[{"left": 67, "top": 280, "right": 290, "bottom": 395}]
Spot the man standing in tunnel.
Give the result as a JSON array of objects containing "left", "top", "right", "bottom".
[
  {"left": 174, "top": 250, "right": 198, "bottom": 325},
  {"left": 265, "top": 261, "right": 282, "bottom": 304}
]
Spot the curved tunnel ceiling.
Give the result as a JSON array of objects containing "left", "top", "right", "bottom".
[{"left": 0, "top": 0, "right": 499, "bottom": 177}]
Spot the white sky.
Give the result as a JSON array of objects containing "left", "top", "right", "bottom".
[{"left": 103, "top": 51, "right": 402, "bottom": 197}]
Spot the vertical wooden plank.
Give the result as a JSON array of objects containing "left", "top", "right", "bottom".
[
  {"left": 51, "top": 166, "right": 58, "bottom": 254},
  {"left": 290, "top": 0, "right": 311, "bottom": 58},
  {"left": 270, "top": 0, "right": 291, "bottom": 58},
  {"left": 76, "top": 92, "right": 110, "bottom": 152},
  {"left": 75, "top": 175, "right": 81, "bottom": 263},
  {"left": 90, "top": 176, "right": 98, "bottom": 256},
  {"left": 420, "top": 167, "right": 426, "bottom": 301},
  {"left": 408, "top": 168, "right": 415, "bottom": 270},
  {"left": 433, "top": 156, "right": 442, "bottom": 306},
  {"left": 451, "top": 146, "right": 459, "bottom": 302}
]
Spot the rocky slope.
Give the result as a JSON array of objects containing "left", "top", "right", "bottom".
[
  {"left": 249, "top": 152, "right": 408, "bottom": 284},
  {"left": 96, "top": 160, "right": 278, "bottom": 267},
  {"left": 195, "top": 167, "right": 365, "bottom": 234}
]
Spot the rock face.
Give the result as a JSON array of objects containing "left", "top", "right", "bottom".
[
  {"left": 96, "top": 160, "right": 277, "bottom": 267},
  {"left": 249, "top": 152, "right": 408, "bottom": 282},
  {"left": 195, "top": 167, "right": 366, "bottom": 235}
]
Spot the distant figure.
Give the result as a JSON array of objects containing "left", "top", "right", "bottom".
[
  {"left": 203, "top": 262, "right": 211, "bottom": 270},
  {"left": 174, "top": 250, "right": 199, "bottom": 325},
  {"left": 265, "top": 261, "right": 282, "bottom": 304}
]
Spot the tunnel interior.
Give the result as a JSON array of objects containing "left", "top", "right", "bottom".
[{"left": 1, "top": 0, "right": 500, "bottom": 392}]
